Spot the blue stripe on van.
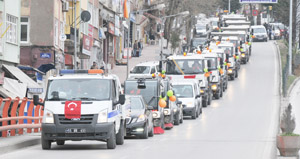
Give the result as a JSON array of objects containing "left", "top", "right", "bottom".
[{"left": 108, "top": 111, "right": 119, "bottom": 118}]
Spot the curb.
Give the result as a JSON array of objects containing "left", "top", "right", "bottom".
[
  {"left": 0, "top": 134, "right": 41, "bottom": 155},
  {"left": 286, "top": 77, "right": 300, "bottom": 98}
]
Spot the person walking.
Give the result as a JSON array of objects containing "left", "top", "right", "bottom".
[
  {"left": 133, "top": 40, "right": 138, "bottom": 57},
  {"left": 138, "top": 39, "right": 143, "bottom": 56}
]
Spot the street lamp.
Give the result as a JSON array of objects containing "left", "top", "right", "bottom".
[{"left": 158, "top": 11, "right": 190, "bottom": 72}]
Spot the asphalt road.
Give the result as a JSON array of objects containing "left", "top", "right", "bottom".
[{"left": 0, "top": 41, "right": 280, "bottom": 159}]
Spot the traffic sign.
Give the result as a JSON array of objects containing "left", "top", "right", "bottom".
[
  {"left": 252, "top": 10, "right": 259, "bottom": 16},
  {"left": 240, "top": 0, "right": 277, "bottom": 3}
]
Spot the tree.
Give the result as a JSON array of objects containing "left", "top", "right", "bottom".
[{"left": 218, "top": 0, "right": 241, "bottom": 13}]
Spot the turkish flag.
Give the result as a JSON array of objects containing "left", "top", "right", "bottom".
[{"left": 65, "top": 101, "right": 82, "bottom": 119}]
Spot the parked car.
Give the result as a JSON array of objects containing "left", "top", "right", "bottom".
[{"left": 125, "top": 95, "right": 154, "bottom": 139}]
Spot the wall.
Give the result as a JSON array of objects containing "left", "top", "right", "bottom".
[
  {"left": 29, "top": 0, "right": 54, "bottom": 46},
  {"left": 0, "top": 0, "right": 21, "bottom": 64}
]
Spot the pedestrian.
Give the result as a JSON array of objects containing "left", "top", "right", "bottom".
[
  {"left": 133, "top": 40, "right": 138, "bottom": 57},
  {"left": 90, "top": 61, "right": 98, "bottom": 69},
  {"left": 138, "top": 39, "right": 143, "bottom": 56}
]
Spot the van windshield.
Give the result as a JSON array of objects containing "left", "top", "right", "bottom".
[
  {"left": 166, "top": 59, "right": 204, "bottom": 75},
  {"left": 219, "top": 46, "right": 233, "bottom": 57},
  {"left": 47, "top": 79, "right": 110, "bottom": 101},
  {"left": 131, "top": 66, "right": 150, "bottom": 74},
  {"left": 172, "top": 85, "right": 193, "bottom": 98},
  {"left": 125, "top": 81, "right": 158, "bottom": 108},
  {"left": 253, "top": 28, "right": 266, "bottom": 33}
]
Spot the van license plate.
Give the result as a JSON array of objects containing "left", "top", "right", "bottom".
[{"left": 65, "top": 128, "right": 86, "bottom": 133}]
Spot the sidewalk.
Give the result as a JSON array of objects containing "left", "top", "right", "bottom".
[
  {"left": 111, "top": 44, "right": 160, "bottom": 84},
  {"left": 0, "top": 133, "right": 40, "bottom": 155}
]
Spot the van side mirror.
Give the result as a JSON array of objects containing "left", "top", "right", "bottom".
[
  {"left": 119, "top": 94, "right": 125, "bottom": 105},
  {"left": 177, "top": 101, "right": 182, "bottom": 105},
  {"left": 240, "top": 41, "right": 243, "bottom": 46},
  {"left": 195, "top": 95, "right": 201, "bottom": 99},
  {"left": 33, "top": 95, "right": 44, "bottom": 106},
  {"left": 251, "top": 29, "right": 254, "bottom": 35}
]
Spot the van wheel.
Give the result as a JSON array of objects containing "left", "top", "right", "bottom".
[
  {"left": 179, "top": 110, "right": 183, "bottom": 123},
  {"left": 214, "top": 92, "right": 220, "bottom": 99},
  {"left": 140, "top": 124, "right": 148, "bottom": 139},
  {"left": 220, "top": 87, "right": 223, "bottom": 98},
  {"left": 56, "top": 140, "right": 65, "bottom": 146},
  {"left": 41, "top": 133, "right": 51, "bottom": 150},
  {"left": 148, "top": 125, "right": 154, "bottom": 137},
  {"left": 191, "top": 109, "right": 197, "bottom": 119},
  {"left": 174, "top": 113, "right": 180, "bottom": 125},
  {"left": 107, "top": 129, "right": 116, "bottom": 149},
  {"left": 116, "top": 122, "right": 125, "bottom": 145},
  {"left": 202, "top": 98, "right": 208, "bottom": 107}
]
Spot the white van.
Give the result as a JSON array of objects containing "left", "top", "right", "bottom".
[
  {"left": 171, "top": 80, "right": 202, "bottom": 119},
  {"left": 34, "top": 69, "right": 126, "bottom": 150},
  {"left": 251, "top": 25, "right": 268, "bottom": 42}
]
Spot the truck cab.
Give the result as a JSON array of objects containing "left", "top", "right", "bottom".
[
  {"left": 202, "top": 50, "right": 224, "bottom": 99},
  {"left": 165, "top": 54, "right": 212, "bottom": 107},
  {"left": 124, "top": 78, "right": 166, "bottom": 130},
  {"left": 34, "top": 69, "right": 126, "bottom": 150}
]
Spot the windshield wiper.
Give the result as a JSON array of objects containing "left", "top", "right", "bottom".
[
  {"left": 71, "top": 97, "right": 101, "bottom": 101},
  {"left": 48, "top": 98, "right": 67, "bottom": 101}
]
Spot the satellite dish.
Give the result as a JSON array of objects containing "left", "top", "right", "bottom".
[{"left": 81, "top": 11, "right": 91, "bottom": 22}]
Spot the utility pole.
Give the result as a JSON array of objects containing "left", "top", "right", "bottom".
[
  {"left": 74, "top": 0, "right": 78, "bottom": 70},
  {"left": 288, "top": 0, "right": 293, "bottom": 75},
  {"left": 228, "top": 0, "right": 231, "bottom": 13}
]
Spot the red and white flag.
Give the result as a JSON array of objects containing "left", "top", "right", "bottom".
[{"left": 65, "top": 101, "right": 82, "bottom": 119}]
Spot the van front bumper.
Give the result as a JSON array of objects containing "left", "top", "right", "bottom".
[
  {"left": 183, "top": 107, "right": 196, "bottom": 116},
  {"left": 42, "top": 122, "right": 114, "bottom": 141}
]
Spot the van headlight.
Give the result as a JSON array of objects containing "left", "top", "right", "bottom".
[
  {"left": 152, "top": 111, "right": 160, "bottom": 118},
  {"left": 97, "top": 109, "right": 108, "bottom": 123},
  {"left": 43, "top": 110, "right": 54, "bottom": 124},
  {"left": 211, "top": 84, "right": 218, "bottom": 91},
  {"left": 228, "top": 69, "right": 233, "bottom": 74},
  {"left": 241, "top": 53, "right": 245, "bottom": 57},
  {"left": 164, "top": 109, "right": 170, "bottom": 115}
]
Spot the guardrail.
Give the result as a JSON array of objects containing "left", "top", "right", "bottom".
[{"left": 0, "top": 97, "right": 43, "bottom": 137}]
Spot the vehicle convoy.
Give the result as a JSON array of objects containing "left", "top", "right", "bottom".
[
  {"left": 165, "top": 54, "right": 212, "bottom": 107},
  {"left": 128, "top": 61, "right": 159, "bottom": 79},
  {"left": 124, "top": 95, "right": 154, "bottom": 139},
  {"left": 124, "top": 78, "right": 166, "bottom": 133},
  {"left": 34, "top": 69, "right": 126, "bottom": 150},
  {"left": 171, "top": 80, "right": 202, "bottom": 119},
  {"left": 202, "top": 51, "right": 224, "bottom": 99}
]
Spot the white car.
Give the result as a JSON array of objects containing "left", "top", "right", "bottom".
[
  {"left": 171, "top": 80, "right": 202, "bottom": 119},
  {"left": 251, "top": 25, "right": 268, "bottom": 42},
  {"left": 128, "top": 61, "right": 159, "bottom": 79}
]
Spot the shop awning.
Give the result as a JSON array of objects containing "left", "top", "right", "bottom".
[
  {"left": 0, "top": 86, "right": 18, "bottom": 98},
  {"left": 2, "top": 64, "right": 43, "bottom": 94}
]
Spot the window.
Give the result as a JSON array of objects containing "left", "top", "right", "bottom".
[
  {"left": 6, "top": 14, "right": 18, "bottom": 44},
  {"left": 88, "top": 3, "right": 93, "bottom": 25},
  {"left": 151, "top": 67, "right": 156, "bottom": 74},
  {"left": 20, "top": 17, "right": 29, "bottom": 43},
  {"left": 60, "top": 22, "right": 64, "bottom": 50},
  {"left": 54, "top": 19, "right": 59, "bottom": 46}
]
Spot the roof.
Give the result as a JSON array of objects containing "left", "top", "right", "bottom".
[
  {"left": 135, "top": 61, "right": 159, "bottom": 67},
  {"left": 171, "top": 79, "right": 198, "bottom": 85},
  {"left": 2, "top": 64, "right": 42, "bottom": 93},
  {"left": 168, "top": 54, "right": 205, "bottom": 60},
  {"left": 48, "top": 74, "right": 117, "bottom": 80},
  {"left": 250, "top": 25, "right": 265, "bottom": 28}
]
